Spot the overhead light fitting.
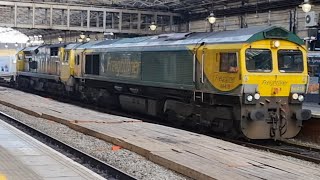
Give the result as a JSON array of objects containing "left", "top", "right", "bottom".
[
  {"left": 149, "top": 22, "right": 157, "bottom": 31},
  {"left": 80, "top": 33, "right": 86, "bottom": 39},
  {"left": 208, "top": 12, "right": 216, "bottom": 24},
  {"left": 58, "top": 36, "right": 63, "bottom": 43},
  {"left": 300, "top": 0, "right": 312, "bottom": 13},
  {"left": 86, "top": 35, "right": 91, "bottom": 42},
  {"left": 15, "top": 42, "right": 18, "bottom": 47},
  {"left": 104, "top": 32, "right": 114, "bottom": 36},
  {"left": 4, "top": 43, "right": 8, "bottom": 48}
]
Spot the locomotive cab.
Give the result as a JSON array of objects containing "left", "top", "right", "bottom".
[
  {"left": 193, "top": 27, "right": 311, "bottom": 140},
  {"left": 240, "top": 38, "right": 311, "bottom": 139}
]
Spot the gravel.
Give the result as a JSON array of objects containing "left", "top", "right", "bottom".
[
  {"left": 251, "top": 140, "right": 320, "bottom": 170},
  {"left": 0, "top": 104, "right": 190, "bottom": 180},
  {"left": 253, "top": 147, "right": 320, "bottom": 170},
  {"left": 286, "top": 138, "right": 320, "bottom": 149}
]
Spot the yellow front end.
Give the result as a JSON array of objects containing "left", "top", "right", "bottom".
[
  {"left": 60, "top": 48, "right": 77, "bottom": 82},
  {"left": 16, "top": 51, "right": 25, "bottom": 72},
  {"left": 240, "top": 39, "right": 311, "bottom": 139}
]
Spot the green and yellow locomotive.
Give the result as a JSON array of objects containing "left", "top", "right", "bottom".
[{"left": 15, "top": 26, "right": 311, "bottom": 140}]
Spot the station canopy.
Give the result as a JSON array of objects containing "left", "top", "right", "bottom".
[
  {"left": 6, "top": 0, "right": 308, "bottom": 39},
  {"left": 15, "top": 0, "right": 306, "bottom": 15}
]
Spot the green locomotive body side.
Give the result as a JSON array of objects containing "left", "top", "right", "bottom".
[{"left": 89, "top": 50, "right": 194, "bottom": 90}]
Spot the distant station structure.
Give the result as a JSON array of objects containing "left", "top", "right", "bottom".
[
  {"left": 0, "top": 1, "right": 182, "bottom": 43},
  {"left": 0, "top": 0, "right": 319, "bottom": 45},
  {"left": 0, "top": 0, "right": 320, "bottom": 47}
]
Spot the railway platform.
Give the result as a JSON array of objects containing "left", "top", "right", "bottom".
[
  {"left": 0, "top": 112, "right": 104, "bottom": 180},
  {"left": 299, "top": 102, "right": 320, "bottom": 143},
  {"left": 303, "top": 102, "right": 320, "bottom": 118},
  {"left": 0, "top": 87, "right": 320, "bottom": 180}
]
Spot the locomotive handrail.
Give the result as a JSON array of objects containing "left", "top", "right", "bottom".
[
  {"left": 193, "top": 53, "right": 196, "bottom": 82},
  {"left": 201, "top": 50, "right": 205, "bottom": 83}
]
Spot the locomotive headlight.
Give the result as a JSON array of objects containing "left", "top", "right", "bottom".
[
  {"left": 254, "top": 93, "right": 260, "bottom": 100},
  {"left": 298, "top": 95, "right": 304, "bottom": 102},
  {"left": 273, "top": 40, "right": 280, "bottom": 48},
  {"left": 247, "top": 95, "right": 253, "bottom": 102},
  {"left": 292, "top": 93, "right": 299, "bottom": 100}
]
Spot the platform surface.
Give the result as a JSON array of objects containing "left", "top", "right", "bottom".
[
  {"left": 1, "top": 87, "right": 320, "bottom": 180},
  {"left": 0, "top": 114, "right": 104, "bottom": 180}
]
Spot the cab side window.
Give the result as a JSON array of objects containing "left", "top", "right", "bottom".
[{"left": 220, "top": 53, "right": 238, "bottom": 73}]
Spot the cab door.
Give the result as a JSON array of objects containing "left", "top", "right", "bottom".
[
  {"left": 193, "top": 45, "right": 207, "bottom": 102},
  {"left": 60, "top": 49, "right": 71, "bottom": 82},
  {"left": 73, "top": 51, "right": 83, "bottom": 77},
  {"left": 195, "top": 46, "right": 207, "bottom": 90},
  {"left": 212, "top": 51, "right": 241, "bottom": 92}
]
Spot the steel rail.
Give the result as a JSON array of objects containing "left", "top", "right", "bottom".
[
  {"left": 279, "top": 141, "right": 320, "bottom": 153},
  {"left": 0, "top": 111, "right": 137, "bottom": 180}
]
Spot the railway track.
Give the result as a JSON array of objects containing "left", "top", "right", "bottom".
[
  {"left": 0, "top": 111, "right": 137, "bottom": 180},
  {"left": 229, "top": 139, "right": 320, "bottom": 164}
]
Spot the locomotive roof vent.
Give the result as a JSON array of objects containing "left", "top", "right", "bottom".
[
  {"left": 157, "top": 33, "right": 193, "bottom": 41},
  {"left": 165, "top": 32, "right": 193, "bottom": 41}
]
